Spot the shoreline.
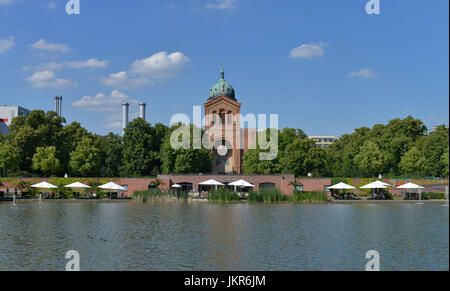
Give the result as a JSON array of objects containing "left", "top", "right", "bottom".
[{"left": 2, "top": 198, "right": 448, "bottom": 205}]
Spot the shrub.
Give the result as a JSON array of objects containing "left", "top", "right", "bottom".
[
  {"left": 290, "top": 190, "right": 328, "bottom": 203},
  {"left": 422, "top": 192, "right": 446, "bottom": 200},
  {"left": 247, "top": 188, "right": 287, "bottom": 203},
  {"left": 207, "top": 188, "right": 239, "bottom": 202},
  {"left": 134, "top": 189, "right": 188, "bottom": 203}
]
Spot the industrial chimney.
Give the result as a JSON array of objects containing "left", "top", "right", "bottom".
[
  {"left": 55, "top": 96, "right": 59, "bottom": 115},
  {"left": 59, "top": 96, "right": 62, "bottom": 117},
  {"left": 54, "top": 96, "right": 63, "bottom": 116},
  {"left": 139, "top": 102, "right": 146, "bottom": 121},
  {"left": 122, "top": 102, "right": 129, "bottom": 135}
]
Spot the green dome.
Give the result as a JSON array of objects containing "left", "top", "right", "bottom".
[{"left": 208, "top": 66, "right": 236, "bottom": 101}]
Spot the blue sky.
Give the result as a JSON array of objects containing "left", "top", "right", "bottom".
[{"left": 1, "top": 0, "right": 448, "bottom": 136}]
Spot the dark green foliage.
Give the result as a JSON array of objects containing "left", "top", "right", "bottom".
[
  {"left": 121, "top": 119, "right": 167, "bottom": 177},
  {"left": 134, "top": 189, "right": 188, "bottom": 203},
  {"left": 422, "top": 193, "right": 446, "bottom": 200},
  {"left": 1, "top": 110, "right": 447, "bottom": 180},
  {"left": 207, "top": 188, "right": 239, "bottom": 202},
  {"left": 290, "top": 190, "right": 328, "bottom": 203},
  {"left": 247, "top": 188, "right": 286, "bottom": 203},
  {"left": 96, "top": 133, "right": 123, "bottom": 177},
  {"left": 161, "top": 123, "right": 212, "bottom": 174}
]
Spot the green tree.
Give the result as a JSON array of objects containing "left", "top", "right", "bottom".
[
  {"left": 69, "top": 137, "right": 101, "bottom": 177},
  {"left": 121, "top": 119, "right": 168, "bottom": 177},
  {"left": 353, "top": 141, "right": 385, "bottom": 177},
  {"left": 242, "top": 145, "right": 282, "bottom": 174},
  {"left": 326, "top": 127, "right": 371, "bottom": 177},
  {"left": 162, "top": 124, "right": 212, "bottom": 174},
  {"left": 58, "top": 122, "right": 90, "bottom": 172},
  {"left": 0, "top": 141, "right": 20, "bottom": 177},
  {"left": 242, "top": 129, "right": 282, "bottom": 175},
  {"left": 423, "top": 125, "right": 449, "bottom": 177},
  {"left": 32, "top": 146, "right": 62, "bottom": 176},
  {"left": 96, "top": 133, "right": 123, "bottom": 177},
  {"left": 442, "top": 147, "right": 449, "bottom": 177},
  {"left": 283, "top": 138, "right": 316, "bottom": 176},
  {"left": 399, "top": 146, "right": 426, "bottom": 177},
  {"left": 303, "top": 146, "right": 327, "bottom": 177},
  {"left": 7, "top": 110, "right": 65, "bottom": 173}
]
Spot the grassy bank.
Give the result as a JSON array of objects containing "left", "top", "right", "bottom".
[{"left": 133, "top": 190, "right": 188, "bottom": 203}]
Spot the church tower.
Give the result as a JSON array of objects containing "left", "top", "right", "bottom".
[{"left": 204, "top": 66, "right": 243, "bottom": 174}]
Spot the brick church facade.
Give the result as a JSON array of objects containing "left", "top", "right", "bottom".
[{"left": 204, "top": 66, "right": 257, "bottom": 174}]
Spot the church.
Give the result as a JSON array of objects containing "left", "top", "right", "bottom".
[{"left": 203, "top": 66, "right": 257, "bottom": 175}]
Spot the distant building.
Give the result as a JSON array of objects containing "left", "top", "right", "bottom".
[
  {"left": 309, "top": 135, "right": 338, "bottom": 149},
  {"left": 428, "top": 125, "right": 449, "bottom": 135},
  {"left": 0, "top": 106, "right": 31, "bottom": 135}
]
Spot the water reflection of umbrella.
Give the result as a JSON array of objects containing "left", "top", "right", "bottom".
[{"left": 396, "top": 182, "right": 424, "bottom": 204}]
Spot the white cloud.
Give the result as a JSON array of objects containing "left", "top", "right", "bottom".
[
  {"left": 24, "top": 58, "right": 109, "bottom": 72},
  {"left": 73, "top": 90, "right": 141, "bottom": 128},
  {"left": 46, "top": 2, "right": 56, "bottom": 9},
  {"left": 65, "top": 58, "right": 109, "bottom": 69},
  {"left": 206, "top": 0, "right": 239, "bottom": 10},
  {"left": 289, "top": 43, "right": 327, "bottom": 59},
  {"left": 102, "top": 51, "right": 189, "bottom": 89},
  {"left": 0, "top": 0, "right": 16, "bottom": 5},
  {"left": 23, "top": 62, "right": 65, "bottom": 72},
  {"left": 130, "top": 51, "right": 190, "bottom": 79},
  {"left": 26, "top": 70, "right": 74, "bottom": 89},
  {"left": 349, "top": 68, "right": 375, "bottom": 79},
  {"left": 0, "top": 37, "right": 15, "bottom": 54},
  {"left": 30, "top": 39, "right": 70, "bottom": 53},
  {"left": 73, "top": 90, "right": 140, "bottom": 112},
  {"left": 101, "top": 71, "right": 151, "bottom": 89}
]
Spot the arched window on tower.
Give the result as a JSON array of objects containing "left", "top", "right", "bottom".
[
  {"left": 212, "top": 111, "right": 217, "bottom": 126},
  {"left": 219, "top": 110, "right": 226, "bottom": 125},
  {"left": 227, "top": 111, "right": 232, "bottom": 125}
]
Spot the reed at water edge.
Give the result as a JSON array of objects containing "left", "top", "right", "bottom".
[{"left": 133, "top": 189, "right": 188, "bottom": 203}]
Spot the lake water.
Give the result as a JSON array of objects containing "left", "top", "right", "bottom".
[{"left": 0, "top": 201, "right": 448, "bottom": 271}]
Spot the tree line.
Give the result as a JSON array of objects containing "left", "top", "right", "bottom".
[
  {"left": 0, "top": 111, "right": 448, "bottom": 178},
  {"left": 243, "top": 116, "right": 449, "bottom": 178}
]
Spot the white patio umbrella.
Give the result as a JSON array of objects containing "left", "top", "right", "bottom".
[
  {"left": 199, "top": 179, "right": 224, "bottom": 191},
  {"left": 64, "top": 182, "right": 91, "bottom": 189},
  {"left": 99, "top": 182, "right": 126, "bottom": 199},
  {"left": 229, "top": 179, "right": 255, "bottom": 188},
  {"left": 31, "top": 182, "right": 58, "bottom": 189},
  {"left": 229, "top": 179, "right": 255, "bottom": 192},
  {"left": 329, "top": 182, "right": 356, "bottom": 199},
  {"left": 396, "top": 182, "right": 425, "bottom": 204},
  {"left": 329, "top": 182, "right": 356, "bottom": 190},
  {"left": 31, "top": 181, "right": 58, "bottom": 199},
  {"left": 64, "top": 182, "right": 91, "bottom": 199},
  {"left": 171, "top": 184, "right": 182, "bottom": 188},
  {"left": 361, "top": 181, "right": 391, "bottom": 200},
  {"left": 361, "top": 180, "right": 390, "bottom": 189}
]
